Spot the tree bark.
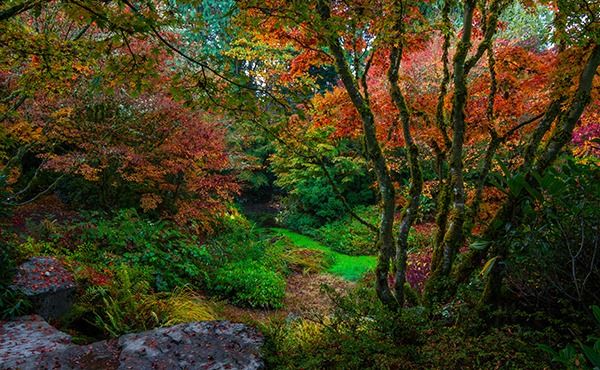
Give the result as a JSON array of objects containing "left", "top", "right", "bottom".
[
  {"left": 428, "top": 2, "right": 506, "bottom": 303},
  {"left": 0, "top": 1, "right": 38, "bottom": 21},
  {"left": 316, "top": 0, "right": 397, "bottom": 307},
  {"left": 431, "top": 0, "right": 476, "bottom": 280},
  {"left": 435, "top": 0, "right": 453, "bottom": 149},
  {"left": 387, "top": 1, "right": 423, "bottom": 305}
]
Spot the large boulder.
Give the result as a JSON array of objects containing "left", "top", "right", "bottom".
[
  {"left": 0, "top": 315, "right": 73, "bottom": 369},
  {"left": 0, "top": 317, "right": 264, "bottom": 370},
  {"left": 117, "top": 321, "right": 264, "bottom": 370},
  {"left": 11, "top": 257, "right": 76, "bottom": 320}
]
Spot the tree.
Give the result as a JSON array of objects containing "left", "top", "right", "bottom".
[
  {"left": 233, "top": 0, "right": 600, "bottom": 308},
  {"left": 2, "top": 0, "right": 598, "bottom": 308},
  {"left": 0, "top": 1, "right": 239, "bottom": 232}
]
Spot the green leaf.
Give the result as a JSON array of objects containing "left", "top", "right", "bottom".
[
  {"left": 497, "top": 159, "right": 511, "bottom": 178},
  {"left": 537, "top": 344, "right": 557, "bottom": 357},
  {"left": 480, "top": 256, "right": 499, "bottom": 278},
  {"left": 470, "top": 240, "right": 491, "bottom": 251},
  {"left": 580, "top": 344, "right": 600, "bottom": 367},
  {"left": 522, "top": 180, "right": 543, "bottom": 201},
  {"left": 593, "top": 305, "right": 600, "bottom": 325},
  {"left": 508, "top": 173, "right": 525, "bottom": 196}
]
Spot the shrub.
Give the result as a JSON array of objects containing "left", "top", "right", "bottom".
[
  {"left": 406, "top": 248, "right": 432, "bottom": 292},
  {"left": 13, "top": 237, "right": 58, "bottom": 263},
  {"left": 505, "top": 157, "right": 600, "bottom": 311},
  {"left": 281, "top": 248, "right": 330, "bottom": 275},
  {"left": 0, "top": 174, "right": 11, "bottom": 218},
  {"left": 204, "top": 213, "right": 265, "bottom": 265},
  {"left": 421, "top": 325, "right": 550, "bottom": 369},
  {"left": 212, "top": 260, "right": 286, "bottom": 309},
  {"left": 82, "top": 265, "right": 216, "bottom": 338},
  {"left": 278, "top": 173, "right": 373, "bottom": 229},
  {"left": 272, "top": 134, "right": 376, "bottom": 234},
  {"left": 415, "top": 194, "right": 436, "bottom": 223},
  {"left": 261, "top": 318, "right": 328, "bottom": 369},
  {"left": 261, "top": 235, "right": 331, "bottom": 275},
  {"left": 0, "top": 239, "right": 30, "bottom": 319},
  {"left": 539, "top": 305, "right": 600, "bottom": 369},
  {"left": 146, "top": 286, "right": 216, "bottom": 326},
  {"left": 76, "top": 209, "right": 211, "bottom": 291},
  {"left": 85, "top": 264, "right": 156, "bottom": 337},
  {"left": 407, "top": 226, "right": 435, "bottom": 251},
  {"left": 278, "top": 210, "right": 321, "bottom": 234}
]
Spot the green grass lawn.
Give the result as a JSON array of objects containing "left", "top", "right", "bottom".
[{"left": 268, "top": 228, "right": 376, "bottom": 281}]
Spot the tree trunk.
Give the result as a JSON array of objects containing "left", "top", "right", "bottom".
[
  {"left": 430, "top": 0, "right": 476, "bottom": 282},
  {"left": 387, "top": 15, "right": 424, "bottom": 304},
  {"left": 316, "top": 0, "right": 397, "bottom": 307}
]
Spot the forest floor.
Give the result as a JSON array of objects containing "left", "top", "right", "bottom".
[{"left": 220, "top": 272, "right": 353, "bottom": 323}]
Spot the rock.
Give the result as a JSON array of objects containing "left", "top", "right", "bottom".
[
  {"left": 0, "top": 315, "right": 73, "bottom": 370},
  {"left": 0, "top": 315, "right": 120, "bottom": 370},
  {"left": 117, "top": 321, "right": 264, "bottom": 370},
  {"left": 32, "top": 339, "right": 120, "bottom": 370},
  {"left": 11, "top": 257, "right": 76, "bottom": 320},
  {"left": 0, "top": 317, "right": 264, "bottom": 370}
]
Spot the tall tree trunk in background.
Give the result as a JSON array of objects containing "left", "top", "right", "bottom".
[
  {"left": 316, "top": 0, "right": 397, "bottom": 308},
  {"left": 427, "top": 0, "right": 504, "bottom": 302},
  {"left": 387, "top": 0, "right": 423, "bottom": 305},
  {"left": 428, "top": 0, "right": 476, "bottom": 296}
]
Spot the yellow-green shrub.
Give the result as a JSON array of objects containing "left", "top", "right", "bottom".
[{"left": 149, "top": 286, "right": 216, "bottom": 326}]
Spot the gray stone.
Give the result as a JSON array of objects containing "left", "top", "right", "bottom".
[
  {"left": 0, "top": 316, "right": 264, "bottom": 370},
  {"left": 0, "top": 315, "right": 73, "bottom": 370},
  {"left": 11, "top": 257, "right": 77, "bottom": 320},
  {"left": 31, "top": 339, "right": 120, "bottom": 370},
  {"left": 117, "top": 321, "right": 264, "bottom": 370}
]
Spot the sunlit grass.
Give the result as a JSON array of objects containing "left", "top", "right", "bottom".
[{"left": 268, "top": 228, "right": 376, "bottom": 281}]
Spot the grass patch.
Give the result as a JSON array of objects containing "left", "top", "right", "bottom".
[{"left": 268, "top": 228, "right": 376, "bottom": 281}]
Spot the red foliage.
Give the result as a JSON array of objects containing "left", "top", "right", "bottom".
[
  {"left": 406, "top": 247, "right": 432, "bottom": 292},
  {"left": 387, "top": 244, "right": 433, "bottom": 292},
  {"left": 35, "top": 90, "right": 239, "bottom": 231},
  {"left": 573, "top": 100, "right": 600, "bottom": 158},
  {"left": 72, "top": 265, "right": 113, "bottom": 287}
]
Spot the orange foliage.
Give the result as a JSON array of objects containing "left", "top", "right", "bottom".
[{"left": 7, "top": 81, "right": 239, "bottom": 231}]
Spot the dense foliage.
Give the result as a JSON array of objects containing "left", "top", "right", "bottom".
[{"left": 1, "top": 0, "right": 599, "bottom": 368}]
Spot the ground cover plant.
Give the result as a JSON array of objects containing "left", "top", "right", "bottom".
[{"left": 0, "top": 0, "right": 599, "bottom": 368}]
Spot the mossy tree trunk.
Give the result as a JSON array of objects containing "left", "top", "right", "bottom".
[
  {"left": 428, "top": 0, "right": 477, "bottom": 296},
  {"left": 316, "top": 0, "right": 397, "bottom": 308},
  {"left": 427, "top": 0, "right": 505, "bottom": 302},
  {"left": 387, "top": 0, "right": 424, "bottom": 305}
]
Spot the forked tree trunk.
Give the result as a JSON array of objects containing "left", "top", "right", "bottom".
[
  {"left": 427, "top": 0, "right": 505, "bottom": 302},
  {"left": 428, "top": 0, "right": 476, "bottom": 290}
]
